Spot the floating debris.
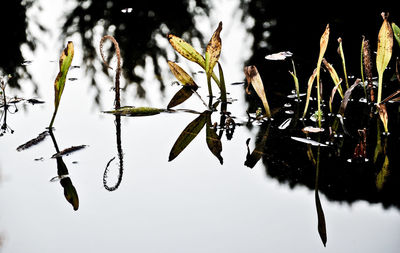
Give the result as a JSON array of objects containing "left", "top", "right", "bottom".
[
  {"left": 21, "top": 60, "right": 33, "bottom": 66},
  {"left": 68, "top": 78, "right": 78, "bottom": 81},
  {"left": 265, "top": 51, "right": 293, "bottom": 60},
  {"left": 302, "top": 126, "right": 325, "bottom": 133},
  {"left": 121, "top": 8, "right": 133, "bottom": 13},
  {"left": 278, "top": 118, "right": 292, "bottom": 130},
  {"left": 291, "top": 136, "right": 328, "bottom": 147},
  {"left": 51, "top": 145, "right": 87, "bottom": 158},
  {"left": 26, "top": 98, "right": 45, "bottom": 105},
  {"left": 49, "top": 174, "right": 69, "bottom": 182},
  {"left": 16, "top": 130, "right": 49, "bottom": 151},
  {"left": 230, "top": 81, "right": 246, "bottom": 85}
]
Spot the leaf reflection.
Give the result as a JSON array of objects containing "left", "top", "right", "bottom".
[
  {"left": 169, "top": 112, "right": 207, "bottom": 162},
  {"left": 49, "top": 130, "right": 79, "bottom": 211},
  {"left": 244, "top": 123, "right": 270, "bottom": 168},
  {"left": 103, "top": 115, "right": 124, "bottom": 191}
]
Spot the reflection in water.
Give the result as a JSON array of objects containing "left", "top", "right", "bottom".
[
  {"left": 16, "top": 129, "right": 81, "bottom": 211},
  {"left": 49, "top": 130, "right": 79, "bottom": 211},
  {"left": 240, "top": 1, "right": 400, "bottom": 210},
  {"left": 61, "top": 0, "right": 210, "bottom": 102},
  {"left": 103, "top": 115, "right": 124, "bottom": 191},
  {"left": 312, "top": 145, "right": 327, "bottom": 247},
  {"left": 0, "top": 1, "right": 39, "bottom": 91},
  {"left": 169, "top": 107, "right": 227, "bottom": 165}
]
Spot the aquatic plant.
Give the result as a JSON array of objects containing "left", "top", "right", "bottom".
[
  {"left": 167, "top": 22, "right": 226, "bottom": 104},
  {"left": 376, "top": 13, "right": 393, "bottom": 104},
  {"left": 244, "top": 65, "right": 271, "bottom": 118},
  {"left": 49, "top": 41, "right": 74, "bottom": 129}
]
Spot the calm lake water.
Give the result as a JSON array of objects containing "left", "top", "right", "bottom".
[{"left": 1, "top": 1, "right": 399, "bottom": 252}]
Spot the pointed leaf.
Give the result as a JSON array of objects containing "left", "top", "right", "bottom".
[
  {"left": 315, "top": 190, "right": 327, "bottom": 247},
  {"left": 49, "top": 41, "right": 74, "bottom": 128},
  {"left": 205, "top": 22, "right": 222, "bottom": 79},
  {"left": 51, "top": 145, "right": 87, "bottom": 158},
  {"left": 337, "top": 37, "right": 349, "bottom": 89},
  {"left": 167, "top": 34, "right": 205, "bottom": 68},
  {"left": 323, "top": 58, "right": 343, "bottom": 98},
  {"left": 169, "top": 112, "right": 207, "bottom": 162},
  {"left": 376, "top": 155, "right": 389, "bottom": 191},
  {"left": 339, "top": 79, "right": 361, "bottom": 116},
  {"left": 57, "top": 157, "right": 79, "bottom": 210},
  {"left": 55, "top": 41, "right": 74, "bottom": 107},
  {"left": 244, "top": 65, "right": 271, "bottom": 118},
  {"left": 167, "top": 86, "right": 196, "bottom": 109},
  {"left": 103, "top": 106, "right": 165, "bottom": 116},
  {"left": 376, "top": 13, "right": 393, "bottom": 103},
  {"left": 16, "top": 130, "right": 49, "bottom": 151},
  {"left": 302, "top": 69, "right": 317, "bottom": 118},
  {"left": 377, "top": 103, "right": 389, "bottom": 133},
  {"left": 167, "top": 61, "right": 198, "bottom": 87},
  {"left": 206, "top": 114, "right": 223, "bottom": 164},
  {"left": 244, "top": 124, "right": 270, "bottom": 168},
  {"left": 315, "top": 24, "right": 330, "bottom": 126},
  {"left": 392, "top": 22, "right": 400, "bottom": 48}
]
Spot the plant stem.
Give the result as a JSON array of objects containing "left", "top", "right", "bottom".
[{"left": 49, "top": 106, "right": 59, "bottom": 129}]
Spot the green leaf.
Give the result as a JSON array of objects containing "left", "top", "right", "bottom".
[
  {"left": 169, "top": 112, "right": 207, "bottom": 162},
  {"left": 206, "top": 113, "right": 223, "bottom": 164},
  {"left": 376, "top": 13, "right": 393, "bottom": 103},
  {"left": 103, "top": 106, "right": 165, "bottom": 116},
  {"left": 49, "top": 41, "right": 74, "bottom": 128},
  {"left": 392, "top": 22, "right": 400, "bottom": 48}
]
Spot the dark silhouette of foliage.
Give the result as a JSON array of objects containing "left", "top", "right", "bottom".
[{"left": 62, "top": 0, "right": 210, "bottom": 104}]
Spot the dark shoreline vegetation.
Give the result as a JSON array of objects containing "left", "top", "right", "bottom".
[{"left": 1, "top": 2, "right": 400, "bottom": 248}]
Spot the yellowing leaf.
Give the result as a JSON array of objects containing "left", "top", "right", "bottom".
[
  {"left": 315, "top": 24, "right": 330, "bottom": 126},
  {"left": 323, "top": 58, "right": 344, "bottom": 98},
  {"left": 377, "top": 103, "right": 389, "bottom": 133},
  {"left": 167, "top": 34, "right": 205, "bottom": 68},
  {"left": 56, "top": 41, "right": 74, "bottom": 106},
  {"left": 167, "top": 61, "right": 197, "bottom": 87},
  {"left": 302, "top": 69, "right": 317, "bottom": 118},
  {"left": 205, "top": 22, "right": 222, "bottom": 79},
  {"left": 244, "top": 65, "right": 271, "bottom": 118},
  {"left": 337, "top": 37, "right": 349, "bottom": 89},
  {"left": 49, "top": 41, "right": 74, "bottom": 128},
  {"left": 376, "top": 13, "right": 393, "bottom": 103}
]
